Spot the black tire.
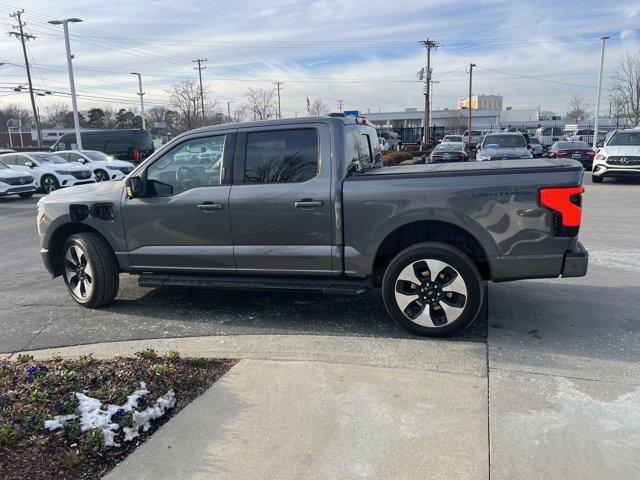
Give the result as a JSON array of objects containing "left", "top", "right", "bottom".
[
  {"left": 94, "top": 170, "right": 109, "bottom": 182},
  {"left": 62, "top": 232, "right": 119, "bottom": 308},
  {"left": 18, "top": 192, "right": 34, "bottom": 198},
  {"left": 41, "top": 175, "right": 59, "bottom": 194},
  {"left": 591, "top": 175, "right": 603, "bottom": 183},
  {"left": 382, "top": 242, "right": 484, "bottom": 337}
]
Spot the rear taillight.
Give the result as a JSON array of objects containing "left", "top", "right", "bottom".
[
  {"left": 555, "top": 151, "right": 567, "bottom": 157},
  {"left": 586, "top": 150, "right": 596, "bottom": 157},
  {"left": 133, "top": 148, "right": 140, "bottom": 162},
  {"left": 539, "top": 186, "right": 584, "bottom": 237}
]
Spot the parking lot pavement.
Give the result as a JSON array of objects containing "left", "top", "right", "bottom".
[{"left": 1, "top": 176, "right": 640, "bottom": 479}]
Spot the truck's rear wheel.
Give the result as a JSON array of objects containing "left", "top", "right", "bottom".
[
  {"left": 382, "top": 242, "right": 484, "bottom": 337},
  {"left": 62, "top": 232, "right": 119, "bottom": 308}
]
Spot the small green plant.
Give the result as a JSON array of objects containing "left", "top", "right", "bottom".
[
  {"left": 179, "top": 377, "right": 196, "bottom": 390},
  {"left": 62, "top": 396, "right": 79, "bottom": 414},
  {"left": 192, "top": 357, "right": 210, "bottom": 368},
  {"left": 150, "top": 364, "right": 167, "bottom": 379},
  {"left": 81, "top": 428, "right": 104, "bottom": 451},
  {"left": 23, "top": 411, "right": 45, "bottom": 431},
  {"left": 59, "top": 450, "right": 82, "bottom": 469},
  {"left": 165, "top": 350, "right": 181, "bottom": 363},
  {"left": 0, "top": 424, "right": 25, "bottom": 445},
  {"left": 65, "top": 422, "right": 81, "bottom": 441},
  {"left": 122, "top": 411, "right": 134, "bottom": 428},
  {"left": 16, "top": 354, "right": 34, "bottom": 363},
  {"left": 135, "top": 348, "right": 159, "bottom": 361},
  {"left": 27, "top": 388, "right": 49, "bottom": 405}
]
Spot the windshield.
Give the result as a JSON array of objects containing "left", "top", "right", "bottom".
[
  {"left": 345, "top": 124, "right": 382, "bottom": 171},
  {"left": 529, "top": 138, "right": 540, "bottom": 145},
  {"left": 83, "top": 151, "right": 110, "bottom": 161},
  {"left": 443, "top": 135, "right": 462, "bottom": 142},
  {"left": 607, "top": 131, "right": 640, "bottom": 146},
  {"left": 30, "top": 153, "right": 70, "bottom": 164},
  {"left": 482, "top": 135, "right": 526, "bottom": 148}
]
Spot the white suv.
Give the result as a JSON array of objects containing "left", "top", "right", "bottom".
[
  {"left": 0, "top": 159, "right": 37, "bottom": 198},
  {"left": 592, "top": 129, "right": 640, "bottom": 183},
  {"left": 56, "top": 150, "right": 135, "bottom": 182},
  {"left": 0, "top": 152, "right": 95, "bottom": 194}
]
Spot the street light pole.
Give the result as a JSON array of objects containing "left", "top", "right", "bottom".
[
  {"left": 467, "top": 63, "right": 476, "bottom": 148},
  {"left": 130, "top": 72, "right": 146, "bottom": 130},
  {"left": 593, "top": 35, "right": 610, "bottom": 149},
  {"left": 48, "top": 18, "right": 83, "bottom": 150}
]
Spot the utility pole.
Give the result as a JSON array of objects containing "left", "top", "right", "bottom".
[
  {"left": 227, "top": 101, "right": 233, "bottom": 122},
  {"left": 338, "top": 99, "right": 344, "bottom": 113},
  {"left": 48, "top": 17, "right": 83, "bottom": 150},
  {"left": 419, "top": 39, "right": 439, "bottom": 147},
  {"left": 429, "top": 79, "right": 440, "bottom": 134},
  {"left": 593, "top": 35, "right": 610, "bottom": 149},
  {"left": 193, "top": 58, "right": 207, "bottom": 127},
  {"left": 274, "top": 81, "right": 283, "bottom": 119},
  {"left": 467, "top": 63, "right": 476, "bottom": 149},
  {"left": 9, "top": 10, "right": 43, "bottom": 148},
  {"left": 130, "top": 72, "right": 146, "bottom": 130}
]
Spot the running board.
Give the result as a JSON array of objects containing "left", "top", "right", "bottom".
[{"left": 138, "top": 273, "right": 369, "bottom": 295}]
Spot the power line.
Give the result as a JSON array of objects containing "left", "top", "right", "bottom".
[{"left": 274, "top": 81, "right": 283, "bottom": 119}]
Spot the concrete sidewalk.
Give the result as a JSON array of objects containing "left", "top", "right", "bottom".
[{"left": 106, "top": 359, "right": 488, "bottom": 480}]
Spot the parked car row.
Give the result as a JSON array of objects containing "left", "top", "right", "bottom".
[{"left": 0, "top": 150, "right": 134, "bottom": 198}]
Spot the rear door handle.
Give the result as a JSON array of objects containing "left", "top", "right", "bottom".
[
  {"left": 294, "top": 199, "right": 323, "bottom": 209},
  {"left": 197, "top": 202, "right": 223, "bottom": 212}
]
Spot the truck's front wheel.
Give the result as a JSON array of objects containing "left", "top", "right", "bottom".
[
  {"left": 62, "top": 232, "right": 119, "bottom": 308},
  {"left": 382, "top": 242, "right": 484, "bottom": 337}
]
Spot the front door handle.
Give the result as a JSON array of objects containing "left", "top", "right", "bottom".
[
  {"left": 294, "top": 199, "right": 323, "bottom": 209},
  {"left": 197, "top": 202, "right": 223, "bottom": 212}
]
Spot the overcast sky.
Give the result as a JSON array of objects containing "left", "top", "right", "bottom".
[{"left": 0, "top": 0, "right": 638, "bottom": 118}]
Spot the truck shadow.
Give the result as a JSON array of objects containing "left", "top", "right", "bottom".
[{"left": 106, "top": 279, "right": 487, "bottom": 343}]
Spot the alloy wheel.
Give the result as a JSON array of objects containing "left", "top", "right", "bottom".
[
  {"left": 43, "top": 177, "right": 57, "bottom": 193},
  {"left": 64, "top": 245, "right": 94, "bottom": 300},
  {"left": 394, "top": 259, "right": 467, "bottom": 328}
]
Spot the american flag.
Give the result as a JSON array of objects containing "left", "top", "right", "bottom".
[{"left": 306, "top": 96, "right": 311, "bottom": 115}]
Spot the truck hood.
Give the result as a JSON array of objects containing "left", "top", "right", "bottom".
[
  {"left": 0, "top": 169, "right": 31, "bottom": 179},
  {"left": 40, "top": 178, "right": 124, "bottom": 204},
  {"left": 601, "top": 146, "right": 640, "bottom": 156},
  {"left": 477, "top": 146, "right": 530, "bottom": 158}
]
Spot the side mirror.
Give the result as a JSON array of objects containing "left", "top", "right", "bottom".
[
  {"left": 126, "top": 176, "right": 142, "bottom": 199},
  {"left": 347, "top": 160, "right": 363, "bottom": 175},
  {"left": 25, "top": 161, "right": 35, "bottom": 168}
]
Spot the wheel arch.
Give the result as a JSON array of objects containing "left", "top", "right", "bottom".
[
  {"left": 46, "top": 223, "right": 115, "bottom": 277},
  {"left": 371, "top": 220, "right": 491, "bottom": 286}
]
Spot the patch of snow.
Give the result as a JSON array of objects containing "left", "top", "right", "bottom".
[
  {"left": 123, "top": 390, "right": 176, "bottom": 442},
  {"left": 44, "top": 414, "right": 78, "bottom": 430},
  {"left": 44, "top": 381, "right": 175, "bottom": 448}
]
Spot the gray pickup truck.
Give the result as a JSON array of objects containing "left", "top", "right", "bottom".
[{"left": 37, "top": 116, "right": 588, "bottom": 336}]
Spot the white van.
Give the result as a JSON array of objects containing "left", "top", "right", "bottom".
[{"left": 535, "top": 126, "right": 563, "bottom": 147}]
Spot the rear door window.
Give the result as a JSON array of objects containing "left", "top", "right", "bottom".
[{"left": 244, "top": 129, "right": 318, "bottom": 184}]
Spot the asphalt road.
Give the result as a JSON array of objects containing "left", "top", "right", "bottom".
[{"left": 0, "top": 175, "right": 638, "bottom": 356}]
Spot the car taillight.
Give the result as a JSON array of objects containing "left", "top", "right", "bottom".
[
  {"left": 555, "top": 151, "right": 567, "bottom": 157},
  {"left": 133, "top": 148, "right": 140, "bottom": 162},
  {"left": 586, "top": 151, "right": 596, "bottom": 157},
  {"left": 539, "top": 186, "right": 584, "bottom": 237}
]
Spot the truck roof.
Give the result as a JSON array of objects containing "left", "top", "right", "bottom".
[{"left": 185, "top": 116, "right": 367, "bottom": 136}]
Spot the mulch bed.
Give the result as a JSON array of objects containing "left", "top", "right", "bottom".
[{"left": 0, "top": 350, "right": 235, "bottom": 479}]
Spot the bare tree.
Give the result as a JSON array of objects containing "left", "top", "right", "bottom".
[
  {"left": 440, "top": 110, "right": 466, "bottom": 134},
  {"left": 308, "top": 98, "right": 329, "bottom": 116},
  {"left": 0, "top": 104, "right": 32, "bottom": 132},
  {"left": 564, "top": 95, "right": 590, "bottom": 123},
  {"left": 167, "top": 80, "right": 205, "bottom": 132},
  {"left": 40, "top": 102, "right": 69, "bottom": 128},
  {"left": 610, "top": 49, "right": 640, "bottom": 126},
  {"left": 244, "top": 87, "right": 276, "bottom": 120},
  {"left": 229, "top": 105, "right": 249, "bottom": 123}
]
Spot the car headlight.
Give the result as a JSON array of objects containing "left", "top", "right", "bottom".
[
  {"left": 595, "top": 153, "right": 607, "bottom": 161},
  {"left": 55, "top": 170, "right": 74, "bottom": 175},
  {"left": 106, "top": 165, "right": 121, "bottom": 171}
]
